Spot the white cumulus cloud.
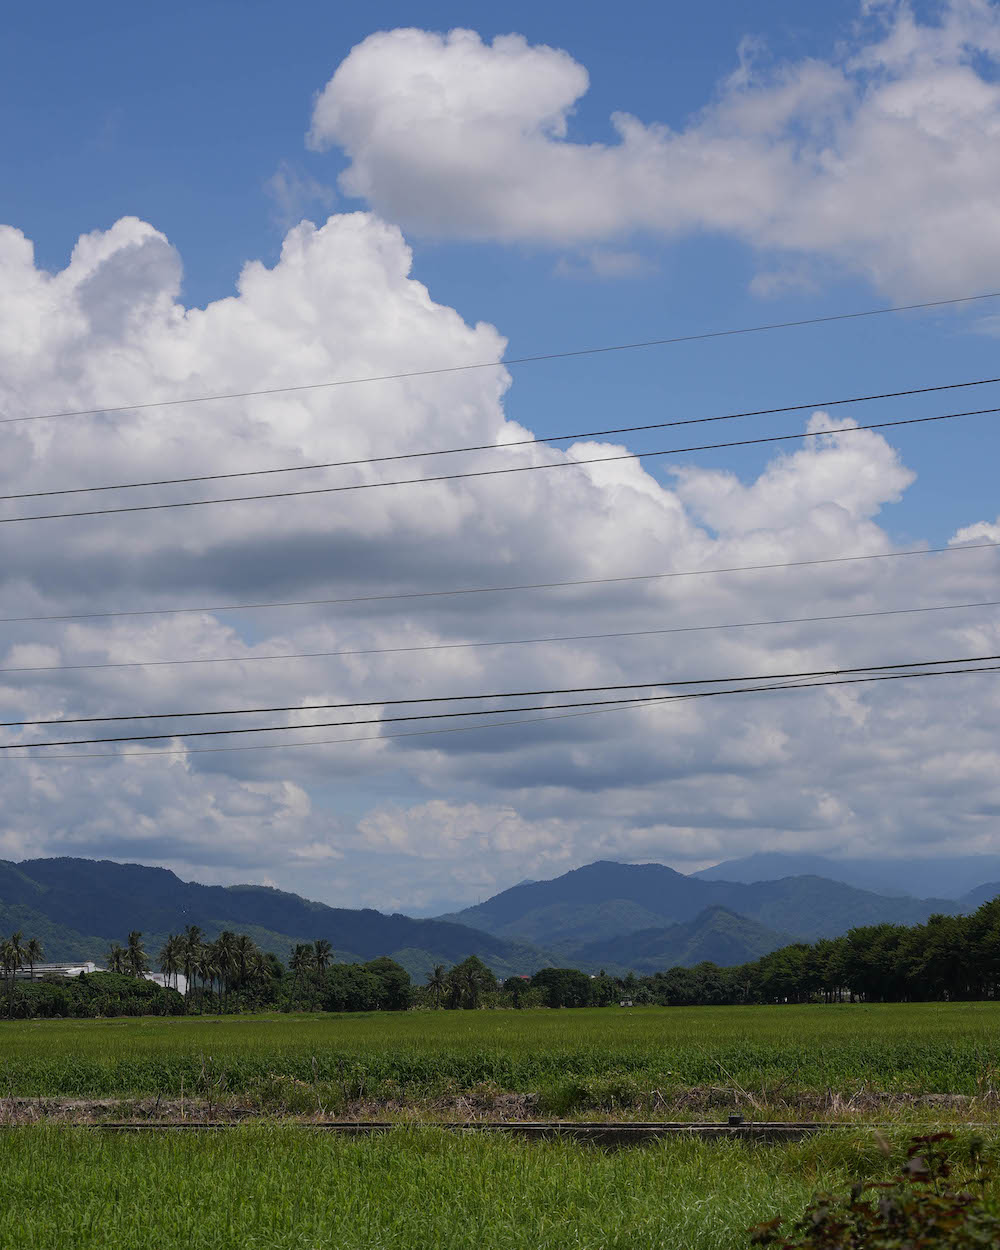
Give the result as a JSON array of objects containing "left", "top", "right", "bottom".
[{"left": 308, "top": 3, "right": 1000, "bottom": 298}]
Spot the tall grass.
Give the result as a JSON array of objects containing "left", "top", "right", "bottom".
[
  {"left": 3, "top": 1126, "right": 985, "bottom": 1250},
  {"left": 2, "top": 1003, "right": 999, "bottom": 1101}
]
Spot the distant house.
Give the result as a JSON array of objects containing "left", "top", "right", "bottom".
[
  {"left": 619, "top": 998, "right": 634, "bottom": 1007},
  {"left": 14, "top": 961, "right": 101, "bottom": 980}
]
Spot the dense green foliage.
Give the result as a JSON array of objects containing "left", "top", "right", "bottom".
[
  {"left": 2, "top": 1003, "right": 999, "bottom": 1102},
  {"left": 10, "top": 971, "right": 183, "bottom": 1019},
  {"left": 751, "top": 1133, "right": 1000, "bottom": 1248},
  {"left": 4, "top": 1127, "right": 992, "bottom": 1250},
  {"left": 638, "top": 898, "right": 1000, "bottom": 1006}
]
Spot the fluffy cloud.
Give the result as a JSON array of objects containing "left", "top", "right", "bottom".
[
  {"left": 308, "top": 2, "right": 1000, "bottom": 297},
  {"left": 0, "top": 203, "right": 999, "bottom": 908}
]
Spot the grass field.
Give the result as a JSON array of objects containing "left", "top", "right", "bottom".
[
  {"left": 5, "top": 1005, "right": 1000, "bottom": 1248},
  {"left": 3, "top": 1003, "right": 1000, "bottom": 1118},
  {"left": 4, "top": 1125, "right": 993, "bottom": 1250}
]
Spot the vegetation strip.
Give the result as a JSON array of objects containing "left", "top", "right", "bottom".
[{"left": 84, "top": 1119, "right": 844, "bottom": 1143}]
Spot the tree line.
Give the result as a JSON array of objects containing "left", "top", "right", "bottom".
[
  {"left": 1, "top": 931, "right": 45, "bottom": 1017},
  {"left": 7, "top": 895, "right": 1000, "bottom": 1020}
]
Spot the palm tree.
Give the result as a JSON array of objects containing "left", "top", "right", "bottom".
[
  {"left": 126, "top": 931, "right": 149, "bottom": 979},
  {"left": 3, "top": 932, "right": 24, "bottom": 1018},
  {"left": 234, "top": 934, "right": 256, "bottom": 991},
  {"left": 182, "top": 925, "right": 203, "bottom": 1001},
  {"left": 107, "top": 943, "right": 126, "bottom": 974},
  {"left": 1, "top": 939, "right": 14, "bottom": 1018},
  {"left": 289, "top": 944, "right": 313, "bottom": 1000},
  {"left": 24, "top": 937, "right": 43, "bottom": 980},
  {"left": 313, "top": 939, "right": 333, "bottom": 973},
  {"left": 195, "top": 946, "right": 220, "bottom": 1007},
  {"left": 212, "top": 932, "right": 238, "bottom": 1010},
  {"left": 427, "top": 964, "right": 446, "bottom": 1009},
  {"left": 158, "top": 935, "right": 182, "bottom": 992}
]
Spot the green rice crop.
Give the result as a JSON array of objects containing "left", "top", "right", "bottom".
[
  {"left": 4, "top": 1125, "right": 992, "bottom": 1250},
  {"left": 3, "top": 1002, "right": 1000, "bottom": 1104}
]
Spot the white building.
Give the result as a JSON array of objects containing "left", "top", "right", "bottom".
[{"left": 14, "top": 961, "right": 101, "bottom": 979}]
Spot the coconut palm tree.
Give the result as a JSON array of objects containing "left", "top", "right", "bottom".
[
  {"left": 3, "top": 932, "right": 24, "bottom": 1017},
  {"left": 182, "top": 925, "right": 203, "bottom": 1001},
  {"left": 234, "top": 934, "right": 256, "bottom": 992},
  {"left": 125, "top": 931, "right": 149, "bottom": 978},
  {"left": 158, "top": 935, "right": 182, "bottom": 992},
  {"left": 212, "top": 932, "right": 239, "bottom": 1010},
  {"left": 0, "top": 939, "right": 14, "bottom": 1018},
  {"left": 289, "top": 943, "right": 313, "bottom": 1001},
  {"left": 24, "top": 937, "right": 43, "bottom": 980},
  {"left": 313, "top": 939, "right": 333, "bottom": 973},
  {"left": 427, "top": 964, "right": 446, "bottom": 1009},
  {"left": 195, "top": 946, "right": 220, "bottom": 1006},
  {"left": 107, "top": 943, "right": 126, "bottom": 974}
]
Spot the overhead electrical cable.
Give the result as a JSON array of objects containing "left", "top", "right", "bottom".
[
  {"left": 4, "top": 596, "right": 999, "bottom": 676},
  {"left": 4, "top": 289, "right": 999, "bottom": 427},
  {"left": 2, "top": 403, "right": 999, "bottom": 525},
  {"left": 2, "top": 650, "right": 998, "bottom": 728},
  {"left": 3, "top": 658, "right": 999, "bottom": 751},
  {"left": 1, "top": 650, "right": 1000, "bottom": 730},
  {"left": 1, "top": 539, "right": 997, "bottom": 627},
  {"left": 4, "top": 373, "right": 1000, "bottom": 502},
  {"left": 16, "top": 662, "right": 1000, "bottom": 763}
]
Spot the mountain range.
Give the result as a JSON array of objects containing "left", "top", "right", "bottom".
[
  {"left": 692, "top": 852, "right": 1000, "bottom": 901},
  {"left": 443, "top": 860, "right": 962, "bottom": 946},
  {"left": 0, "top": 854, "right": 994, "bottom": 980},
  {"left": 0, "top": 858, "right": 547, "bottom": 980}
]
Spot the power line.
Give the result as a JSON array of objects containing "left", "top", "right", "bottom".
[
  {"left": 5, "top": 373, "right": 1000, "bottom": 503},
  {"left": 8, "top": 649, "right": 992, "bottom": 727},
  {"left": 4, "top": 290, "right": 998, "bottom": 428},
  {"left": 1, "top": 539, "right": 997, "bottom": 627},
  {"left": 4, "top": 596, "right": 998, "bottom": 677},
  {"left": 18, "top": 662, "right": 1000, "bottom": 763},
  {"left": 2, "top": 403, "right": 999, "bottom": 525},
  {"left": 4, "top": 657, "right": 998, "bottom": 751}
]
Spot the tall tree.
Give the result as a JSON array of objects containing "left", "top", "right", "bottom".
[
  {"left": 182, "top": 925, "right": 203, "bottom": 1001},
  {"left": 427, "top": 964, "right": 446, "bottom": 1009},
  {"left": 125, "top": 931, "right": 149, "bottom": 979},
  {"left": 157, "top": 935, "right": 182, "bottom": 992},
  {"left": 289, "top": 944, "right": 314, "bottom": 1002},
  {"left": 24, "top": 937, "right": 43, "bottom": 980},
  {"left": 313, "top": 939, "right": 333, "bottom": 973},
  {"left": 3, "top": 932, "right": 24, "bottom": 1018}
]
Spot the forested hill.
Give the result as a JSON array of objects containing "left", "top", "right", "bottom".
[
  {"left": 0, "top": 858, "right": 548, "bottom": 979},
  {"left": 567, "top": 906, "right": 794, "bottom": 975},
  {"left": 444, "top": 860, "right": 961, "bottom": 947}
]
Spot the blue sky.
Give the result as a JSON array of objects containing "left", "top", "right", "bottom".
[
  {"left": 2, "top": 2, "right": 1000, "bottom": 909},
  {"left": 4, "top": 0, "right": 998, "bottom": 539}
]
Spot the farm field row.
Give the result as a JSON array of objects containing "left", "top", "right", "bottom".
[
  {"left": 4, "top": 1125, "right": 993, "bottom": 1250},
  {"left": 3, "top": 1003, "right": 1000, "bottom": 1120}
]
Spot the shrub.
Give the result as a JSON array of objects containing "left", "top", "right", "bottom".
[{"left": 750, "top": 1133, "right": 1000, "bottom": 1248}]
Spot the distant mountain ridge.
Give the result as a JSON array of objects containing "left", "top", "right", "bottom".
[
  {"left": 4, "top": 854, "right": 995, "bottom": 982},
  {"left": 444, "top": 860, "right": 962, "bottom": 948},
  {"left": 0, "top": 858, "right": 551, "bottom": 979},
  {"left": 568, "top": 906, "right": 794, "bottom": 974},
  {"left": 694, "top": 852, "right": 1000, "bottom": 901}
]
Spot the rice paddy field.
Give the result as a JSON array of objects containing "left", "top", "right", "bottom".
[
  {"left": 4, "top": 1126, "right": 999, "bottom": 1250},
  {"left": 3, "top": 1003, "right": 1000, "bottom": 1115},
  {"left": 4, "top": 1004, "right": 1000, "bottom": 1248}
]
